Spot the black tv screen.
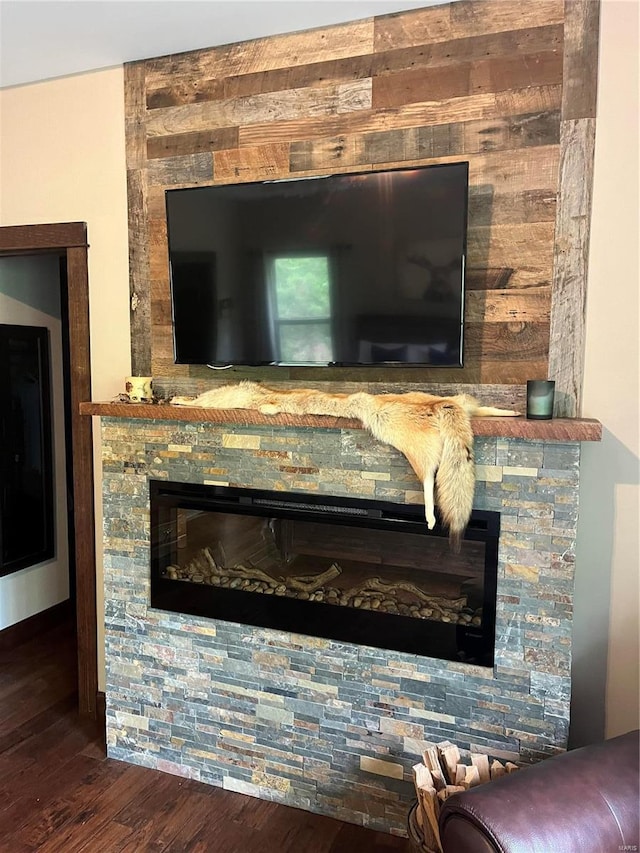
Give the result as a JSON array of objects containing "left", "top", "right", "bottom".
[{"left": 166, "top": 162, "right": 469, "bottom": 367}]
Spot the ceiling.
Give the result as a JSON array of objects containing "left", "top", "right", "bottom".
[{"left": 0, "top": 0, "right": 439, "bottom": 90}]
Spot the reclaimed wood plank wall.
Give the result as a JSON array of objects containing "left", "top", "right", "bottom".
[{"left": 125, "top": 0, "right": 599, "bottom": 414}]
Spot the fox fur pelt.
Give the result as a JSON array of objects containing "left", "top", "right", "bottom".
[{"left": 171, "top": 382, "right": 519, "bottom": 548}]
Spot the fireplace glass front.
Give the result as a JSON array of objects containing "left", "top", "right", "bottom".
[{"left": 150, "top": 480, "right": 499, "bottom": 666}]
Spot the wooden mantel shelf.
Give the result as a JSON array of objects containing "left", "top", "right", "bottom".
[{"left": 80, "top": 401, "right": 602, "bottom": 442}]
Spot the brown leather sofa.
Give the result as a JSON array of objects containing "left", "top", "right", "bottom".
[{"left": 437, "top": 729, "right": 639, "bottom": 853}]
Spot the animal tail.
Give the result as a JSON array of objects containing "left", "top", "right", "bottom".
[
  {"left": 474, "top": 405, "right": 520, "bottom": 417},
  {"left": 434, "top": 403, "right": 475, "bottom": 551},
  {"left": 452, "top": 394, "right": 520, "bottom": 418},
  {"left": 171, "top": 381, "right": 265, "bottom": 409}
]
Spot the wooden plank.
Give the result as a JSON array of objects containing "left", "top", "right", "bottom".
[
  {"left": 548, "top": 118, "right": 596, "bottom": 416},
  {"left": 486, "top": 268, "right": 554, "bottom": 289},
  {"left": 152, "top": 360, "right": 192, "bottom": 381},
  {"left": 240, "top": 84, "right": 563, "bottom": 148},
  {"left": 562, "top": 0, "right": 600, "bottom": 120},
  {"left": 373, "top": 62, "right": 471, "bottom": 109},
  {"left": 477, "top": 361, "right": 549, "bottom": 385},
  {"left": 373, "top": 0, "right": 564, "bottom": 52},
  {"left": 365, "top": 109, "right": 561, "bottom": 164},
  {"left": 290, "top": 110, "right": 560, "bottom": 172},
  {"left": 150, "top": 272, "right": 170, "bottom": 301},
  {"left": 292, "top": 358, "right": 548, "bottom": 387},
  {"left": 147, "top": 127, "right": 238, "bottom": 160},
  {"left": 147, "top": 219, "right": 169, "bottom": 281},
  {"left": 373, "top": 23, "right": 563, "bottom": 76},
  {"left": 472, "top": 418, "right": 602, "bottom": 440},
  {"left": 147, "top": 55, "right": 375, "bottom": 110},
  {"left": 362, "top": 123, "right": 464, "bottom": 166},
  {"left": 460, "top": 110, "right": 560, "bottom": 153},
  {"left": 212, "top": 142, "right": 290, "bottom": 184},
  {"left": 465, "top": 321, "right": 550, "bottom": 361},
  {"left": 80, "top": 401, "right": 601, "bottom": 442},
  {"left": 152, "top": 325, "right": 178, "bottom": 362},
  {"left": 466, "top": 267, "right": 516, "bottom": 290},
  {"left": 151, "top": 299, "right": 172, "bottom": 327},
  {"left": 145, "top": 78, "right": 373, "bottom": 137},
  {"left": 127, "top": 168, "right": 152, "bottom": 376},
  {"left": 125, "top": 59, "right": 152, "bottom": 377},
  {"left": 466, "top": 267, "right": 553, "bottom": 291},
  {"left": 146, "top": 152, "right": 214, "bottom": 186},
  {"left": 467, "top": 222, "right": 556, "bottom": 269},
  {"left": 146, "top": 185, "right": 170, "bottom": 221},
  {"left": 469, "top": 50, "right": 563, "bottom": 98},
  {"left": 0, "top": 222, "right": 87, "bottom": 251},
  {"left": 290, "top": 134, "right": 368, "bottom": 173},
  {"left": 465, "top": 288, "right": 551, "bottom": 323},
  {"left": 372, "top": 50, "right": 562, "bottom": 110},
  {"left": 65, "top": 244, "right": 98, "bottom": 718},
  {"left": 124, "top": 62, "right": 147, "bottom": 170},
  {"left": 151, "top": 358, "right": 548, "bottom": 390},
  {"left": 145, "top": 25, "right": 563, "bottom": 111},
  {"left": 151, "top": 333, "right": 174, "bottom": 369},
  {"left": 144, "top": 19, "right": 375, "bottom": 85},
  {"left": 147, "top": 77, "right": 224, "bottom": 110},
  {"left": 468, "top": 188, "right": 556, "bottom": 227}
]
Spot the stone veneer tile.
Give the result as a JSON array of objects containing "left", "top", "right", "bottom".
[
  {"left": 359, "top": 756, "right": 405, "bottom": 779},
  {"left": 476, "top": 464, "right": 503, "bottom": 482},
  {"left": 101, "top": 418, "right": 581, "bottom": 834}
]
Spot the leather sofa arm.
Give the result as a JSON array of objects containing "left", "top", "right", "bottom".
[{"left": 438, "top": 729, "right": 639, "bottom": 853}]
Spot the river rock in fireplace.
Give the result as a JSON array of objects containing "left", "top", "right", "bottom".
[{"left": 162, "top": 542, "right": 482, "bottom": 627}]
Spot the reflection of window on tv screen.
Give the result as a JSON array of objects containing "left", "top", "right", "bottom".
[
  {"left": 166, "top": 162, "right": 469, "bottom": 367},
  {"left": 269, "top": 255, "right": 333, "bottom": 363}
]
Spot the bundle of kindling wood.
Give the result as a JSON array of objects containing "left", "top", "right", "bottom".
[{"left": 411, "top": 741, "right": 519, "bottom": 852}]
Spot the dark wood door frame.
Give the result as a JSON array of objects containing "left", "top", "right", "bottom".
[{"left": 0, "top": 222, "right": 97, "bottom": 717}]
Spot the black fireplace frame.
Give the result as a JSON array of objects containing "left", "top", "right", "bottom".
[{"left": 150, "top": 480, "right": 499, "bottom": 666}]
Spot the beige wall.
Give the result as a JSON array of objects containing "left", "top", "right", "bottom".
[
  {"left": 577, "top": 0, "right": 640, "bottom": 740},
  {"left": 0, "top": 67, "right": 131, "bottom": 688},
  {"left": 0, "top": 5, "right": 637, "bottom": 734},
  {"left": 0, "top": 67, "right": 131, "bottom": 395}
]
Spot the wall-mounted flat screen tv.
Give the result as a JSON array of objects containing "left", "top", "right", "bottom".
[{"left": 165, "top": 162, "right": 469, "bottom": 368}]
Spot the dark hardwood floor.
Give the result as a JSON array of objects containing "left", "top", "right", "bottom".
[{"left": 0, "top": 616, "right": 411, "bottom": 852}]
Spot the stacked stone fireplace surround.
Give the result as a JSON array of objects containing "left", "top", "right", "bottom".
[
  {"left": 101, "top": 411, "right": 589, "bottom": 834},
  {"left": 96, "top": 0, "right": 606, "bottom": 831}
]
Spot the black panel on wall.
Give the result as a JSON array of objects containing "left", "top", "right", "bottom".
[{"left": 0, "top": 324, "right": 54, "bottom": 576}]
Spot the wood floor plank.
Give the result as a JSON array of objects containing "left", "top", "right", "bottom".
[
  {"left": 0, "top": 693, "right": 77, "bottom": 755},
  {"left": 117, "top": 786, "right": 222, "bottom": 852},
  {"left": 75, "top": 821, "right": 137, "bottom": 852},
  {"left": 34, "top": 766, "right": 167, "bottom": 853},
  {"left": 12, "top": 754, "right": 130, "bottom": 849}
]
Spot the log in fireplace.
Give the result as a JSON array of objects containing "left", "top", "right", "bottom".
[{"left": 150, "top": 480, "right": 499, "bottom": 666}]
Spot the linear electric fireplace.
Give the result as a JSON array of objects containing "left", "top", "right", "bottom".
[{"left": 150, "top": 480, "right": 499, "bottom": 666}]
